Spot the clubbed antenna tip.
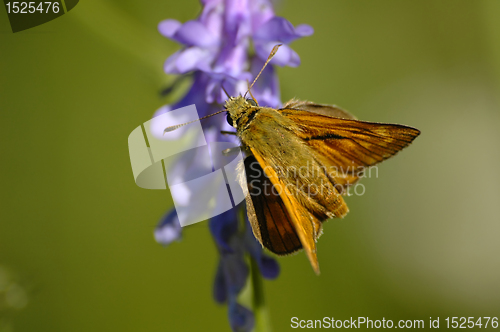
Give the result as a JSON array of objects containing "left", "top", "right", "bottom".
[
  {"left": 163, "top": 109, "right": 226, "bottom": 135},
  {"left": 245, "top": 44, "right": 282, "bottom": 98}
]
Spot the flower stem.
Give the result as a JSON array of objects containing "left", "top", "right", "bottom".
[{"left": 250, "top": 257, "right": 272, "bottom": 332}]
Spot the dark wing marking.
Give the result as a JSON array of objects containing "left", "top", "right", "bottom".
[{"left": 244, "top": 156, "right": 303, "bottom": 255}]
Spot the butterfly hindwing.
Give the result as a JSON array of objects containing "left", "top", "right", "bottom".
[
  {"left": 244, "top": 155, "right": 303, "bottom": 255},
  {"left": 282, "top": 99, "right": 357, "bottom": 120},
  {"left": 245, "top": 152, "right": 322, "bottom": 274}
]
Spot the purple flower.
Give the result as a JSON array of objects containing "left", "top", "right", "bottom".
[
  {"left": 210, "top": 207, "right": 279, "bottom": 331},
  {"left": 153, "top": 0, "right": 312, "bottom": 330},
  {"left": 156, "top": 0, "right": 313, "bottom": 108},
  {"left": 154, "top": 209, "right": 182, "bottom": 246}
]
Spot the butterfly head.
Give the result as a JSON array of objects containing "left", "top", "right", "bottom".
[{"left": 224, "top": 96, "right": 258, "bottom": 129}]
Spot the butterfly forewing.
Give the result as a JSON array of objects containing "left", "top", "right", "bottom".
[{"left": 279, "top": 102, "right": 420, "bottom": 193}]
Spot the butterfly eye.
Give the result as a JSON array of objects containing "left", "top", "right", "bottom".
[
  {"left": 246, "top": 98, "right": 257, "bottom": 106},
  {"left": 226, "top": 112, "right": 234, "bottom": 127}
]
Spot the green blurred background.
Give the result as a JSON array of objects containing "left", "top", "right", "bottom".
[{"left": 1, "top": 0, "right": 499, "bottom": 331}]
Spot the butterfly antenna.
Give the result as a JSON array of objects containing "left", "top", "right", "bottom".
[
  {"left": 245, "top": 44, "right": 282, "bottom": 98},
  {"left": 245, "top": 79, "right": 258, "bottom": 105},
  {"left": 163, "top": 109, "right": 226, "bottom": 134},
  {"left": 221, "top": 83, "right": 230, "bottom": 98}
]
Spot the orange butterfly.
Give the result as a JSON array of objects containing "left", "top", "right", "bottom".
[
  {"left": 165, "top": 45, "right": 420, "bottom": 274},
  {"left": 225, "top": 95, "right": 419, "bottom": 274},
  {"left": 223, "top": 46, "right": 420, "bottom": 274}
]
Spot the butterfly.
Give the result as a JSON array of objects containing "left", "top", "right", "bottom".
[
  {"left": 165, "top": 45, "right": 420, "bottom": 274},
  {"left": 223, "top": 46, "right": 420, "bottom": 274}
]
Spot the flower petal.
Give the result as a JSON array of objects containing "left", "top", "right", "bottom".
[
  {"left": 154, "top": 209, "right": 182, "bottom": 246},
  {"left": 175, "top": 47, "right": 213, "bottom": 73},
  {"left": 295, "top": 24, "right": 314, "bottom": 37},
  {"left": 254, "top": 17, "right": 313, "bottom": 43},
  {"left": 199, "top": 0, "right": 224, "bottom": 37},
  {"left": 223, "top": 252, "right": 249, "bottom": 296},
  {"left": 257, "top": 254, "right": 280, "bottom": 280},
  {"left": 209, "top": 209, "right": 239, "bottom": 252},
  {"left": 249, "top": 0, "right": 274, "bottom": 30},
  {"left": 163, "top": 51, "right": 182, "bottom": 74},
  {"left": 205, "top": 74, "right": 246, "bottom": 104},
  {"left": 151, "top": 73, "right": 213, "bottom": 140},
  {"left": 228, "top": 302, "right": 254, "bottom": 332},
  {"left": 213, "top": 261, "right": 227, "bottom": 303},
  {"left": 242, "top": 219, "right": 281, "bottom": 280},
  {"left": 173, "top": 20, "right": 218, "bottom": 47},
  {"left": 158, "top": 19, "right": 182, "bottom": 39},
  {"left": 200, "top": 0, "right": 223, "bottom": 5},
  {"left": 213, "top": 42, "right": 249, "bottom": 77},
  {"left": 224, "top": 0, "right": 251, "bottom": 44}
]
